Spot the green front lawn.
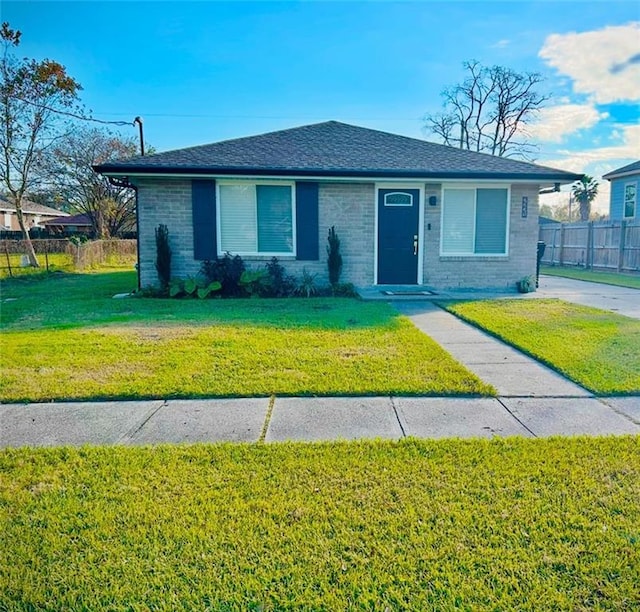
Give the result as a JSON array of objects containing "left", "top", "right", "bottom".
[
  {"left": 444, "top": 299, "right": 640, "bottom": 395},
  {"left": 541, "top": 265, "right": 640, "bottom": 289},
  {"left": 1, "top": 438, "right": 638, "bottom": 610},
  {"left": 0, "top": 271, "right": 492, "bottom": 401}
]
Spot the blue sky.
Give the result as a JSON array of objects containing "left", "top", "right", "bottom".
[{"left": 4, "top": 0, "right": 640, "bottom": 212}]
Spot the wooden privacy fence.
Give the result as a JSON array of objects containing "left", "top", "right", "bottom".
[{"left": 538, "top": 220, "right": 640, "bottom": 272}]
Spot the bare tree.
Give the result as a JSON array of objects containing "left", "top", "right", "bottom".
[
  {"left": 46, "top": 127, "right": 138, "bottom": 238},
  {"left": 0, "top": 22, "right": 82, "bottom": 265},
  {"left": 425, "top": 60, "right": 548, "bottom": 159}
]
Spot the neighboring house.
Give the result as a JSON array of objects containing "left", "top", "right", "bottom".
[
  {"left": 43, "top": 213, "right": 94, "bottom": 236},
  {"left": 94, "top": 121, "right": 581, "bottom": 290},
  {"left": 603, "top": 160, "right": 640, "bottom": 221},
  {"left": 0, "top": 197, "right": 69, "bottom": 231}
]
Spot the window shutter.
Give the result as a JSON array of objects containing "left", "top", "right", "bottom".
[
  {"left": 192, "top": 179, "right": 217, "bottom": 260},
  {"left": 295, "top": 182, "right": 319, "bottom": 260}
]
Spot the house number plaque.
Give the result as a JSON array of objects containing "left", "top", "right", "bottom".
[{"left": 521, "top": 196, "right": 528, "bottom": 218}]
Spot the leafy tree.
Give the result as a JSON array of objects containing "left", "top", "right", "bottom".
[
  {"left": 425, "top": 60, "right": 548, "bottom": 159},
  {"left": 571, "top": 175, "right": 599, "bottom": 222},
  {"left": 0, "top": 22, "right": 82, "bottom": 265},
  {"left": 538, "top": 203, "right": 555, "bottom": 219},
  {"left": 46, "top": 127, "right": 138, "bottom": 237}
]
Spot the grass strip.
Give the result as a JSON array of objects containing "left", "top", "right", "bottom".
[
  {"left": 541, "top": 265, "right": 640, "bottom": 289},
  {"left": 0, "top": 271, "right": 493, "bottom": 401},
  {"left": 1, "top": 437, "right": 638, "bottom": 610},
  {"left": 443, "top": 298, "right": 640, "bottom": 395}
]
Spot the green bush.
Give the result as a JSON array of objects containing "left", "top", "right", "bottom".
[
  {"left": 154, "top": 225, "right": 171, "bottom": 292},
  {"left": 265, "top": 257, "right": 296, "bottom": 297},
  {"left": 168, "top": 276, "right": 221, "bottom": 299},
  {"left": 239, "top": 269, "right": 272, "bottom": 297},
  {"left": 327, "top": 225, "right": 343, "bottom": 288},
  {"left": 201, "top": 253, "right": 246, "bottom": 297},
  {"left": 294, "top": 268, "right": 319, "bottom": 298},
  {"left": 332, "top": 282, "right": 358, "bottom": 298}
]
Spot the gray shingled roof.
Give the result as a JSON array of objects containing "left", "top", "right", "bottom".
[
  {"left": 95, "top": 120, "right": 582, "bottom": 182},
  {"left": 602, "top": 160, "right": 640, "bottom": 180}
]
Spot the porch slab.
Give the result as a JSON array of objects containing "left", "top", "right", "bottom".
[
  {"left": 0, "top": 401, "right": 162, "bottom": 448},
  {"left": 500, "top": 397, "right": 640, "bottom": 437},
  {"left": 394, "top": 397, "right": 531, "bottom": 439},
  {"left": 128, "top": 398, "right": 269, "bottom": 444},
  {"left": 265, "top": 397, "right": 402, "bottom": 442}
]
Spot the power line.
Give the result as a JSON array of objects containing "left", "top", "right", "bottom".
[{"left": 8, "top": 95, "right": 135, "bottom": 126}]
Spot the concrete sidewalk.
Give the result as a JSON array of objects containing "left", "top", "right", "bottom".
[{"left": 2, "top": 394, "right": 638, "bottom": 448}]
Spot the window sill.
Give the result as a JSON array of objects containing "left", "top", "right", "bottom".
[
  {"left": 439, "top": 254, "right": 509, "bottom": 262},
  {"left": 218, "top": 254, "right": 296, "bottom": 261}
]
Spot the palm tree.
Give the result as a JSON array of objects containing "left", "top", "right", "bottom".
[{"left": 571, "top": 175, "right": 599, "bottom": 222}]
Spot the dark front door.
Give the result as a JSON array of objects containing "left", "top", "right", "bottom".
[{"left": 377, "top": 188, "right": 420, "bottom": 284}]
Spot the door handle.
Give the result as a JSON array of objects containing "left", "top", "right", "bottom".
[{"left": 413, "top": 234, "right": 418, "bottom": 256}]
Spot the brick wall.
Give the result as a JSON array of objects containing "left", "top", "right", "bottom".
[
  {"left": 136, "top": 179, "right": 200, "bottom": 288},
  {"left": 135, "top": 178, "right": 538, "bottom": 291}
]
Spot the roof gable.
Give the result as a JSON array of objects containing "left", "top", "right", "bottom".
[
  {"left": 602, "top": 160, "right": 640, "bottom": 180},
  {"left": 95, "top": 120, "right": 582, "bottom": 182}
]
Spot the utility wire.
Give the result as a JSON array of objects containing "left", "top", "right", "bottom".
[{"left": 7, "top": 95, "right": 135, "bottom": 126}]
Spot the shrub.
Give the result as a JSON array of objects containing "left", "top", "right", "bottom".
[
  {"left": 516, "top": 275, "right": 535, "bottom": 293},
  {"left": 201, "top": 253, "right": 246, "bottom": 297},
  {"left": 239, "top": 269, "right": 272, "bottom": 297},
  {"left": 294, "top": 268, "right": 319, "bottom": 298},
  {"left": 265, "top": 257, "right": 296, "bottom": 297},
  {"left": 169, "top": 276, "right": 221, "bottom": 299},
  {"left": 327, "top": 225, "right": 343, "bottom": 289},
  {"left": 332, "top": 282, "right": 359, "bottom": 298},
  {"left": 155, "top": 225, "right": 171, "bottom": 292}
]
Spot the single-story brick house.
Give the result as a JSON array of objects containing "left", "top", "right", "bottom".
[
  {"left": 603, "top": 160, "right": 639, "bottom": 221},
  {"left": 94, "top": 121, "right": 582, "bottom": 290}
]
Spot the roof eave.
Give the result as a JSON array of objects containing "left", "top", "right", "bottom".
[
  {"left": 94, "top": 164, "right": 582, "bottom": 183},
  {"left": 602, "top": 169, "right": 640, "bottom": 181}
]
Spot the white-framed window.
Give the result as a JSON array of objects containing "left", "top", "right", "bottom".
[
  {"left": 441, "top": 185, "right": 509, "bottom": 256},
  {"left": 217, "top": 181, "right": 295, "bottom": 255},
  {"left": 624, "top": 183, "right": 637, "bottom": 219}
]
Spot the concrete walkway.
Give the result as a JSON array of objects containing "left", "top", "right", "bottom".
[{"left": 529, "top": 275, "right": 640, "bottom": 319}]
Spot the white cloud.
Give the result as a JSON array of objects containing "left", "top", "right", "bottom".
[
  {"left": 539, "top": 22, "right": 640, "bottom": 103},
  {"left": 526, "top": 103, "right": 608, "bottom": 142},
  {"left": 541, "top": 124, "right": 640, "bottom": 173},
  {"left": 539, "top": 124, "right": 640, "bottom": 214},
  {"left": 491, "top": 39, "right": 510, "bottom": 49}
]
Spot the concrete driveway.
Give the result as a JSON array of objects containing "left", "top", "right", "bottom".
[{"left": 528, "top": 275, "right": 640, "bottom": 319}]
